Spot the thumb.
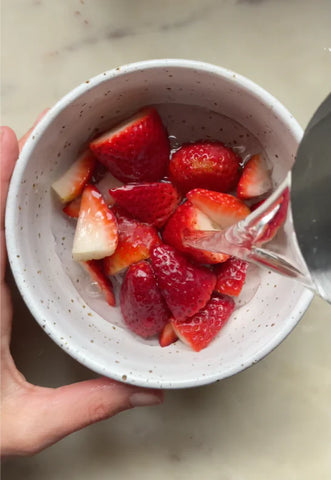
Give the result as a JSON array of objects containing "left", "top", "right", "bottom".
[
  {"left": 0, "top": 127, "right": 19, "bottom": 229},
  {"left": 15, "top": 377, "right": 163, "bottom": 453}
]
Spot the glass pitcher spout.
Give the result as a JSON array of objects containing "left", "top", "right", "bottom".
[{"left": 183, "top": 175, "right": 328, "bottom": 302}]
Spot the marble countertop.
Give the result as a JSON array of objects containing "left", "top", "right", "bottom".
[{"left": 2, "top": 0, "right": 331, "bottom": 478}]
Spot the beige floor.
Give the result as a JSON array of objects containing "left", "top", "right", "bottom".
[{"left": 2, "top": 0, "right": 331, "bottom": 479}]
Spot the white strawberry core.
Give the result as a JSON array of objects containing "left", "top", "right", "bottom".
[
  {"left": 72, "top": 207, "right": 117, "bottom": 262},
  {"left": 195, "top": 209, "right": 219, "bottom": 231},
  {"left": 95, "top": 171, "right": 123, "bottom": 205},
  {"left": 248, "top": 168, "right": 272, "bottom": 196}
]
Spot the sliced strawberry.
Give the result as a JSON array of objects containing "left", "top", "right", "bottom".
[
  {"left": 72, "top": 185, "right": 118, "bottom": 262},
  {"left": 103, "top": 208, "right": 160, "bottom": 276},
  {"left": 63, "top": 196, "right": 81, "bottom": 218},
  {"left": 90, "top": 107, "right": 170, "bottom": 183},
  {"left": 162, "top": 201, "right": 229, "bottom": 264},
  {"left": 237, "top": 154, "right": 272, "bottom": 199},
  {"left": 95, "top": 171, "right": 123, "bottom": 206},
  {"left": 63, "top": 173, "right": 123, "bottom": 218},
  {"left": 214, "top": 257, "right": 248, "bottom": 297},
  {"left": 120, "top": 261, "right": 170, "bottom": 338},
  {"left": 255, "top": 187, "right": 289, "bottom": 244},
  {"left": 187, "top": 189, "right": 250, "bottom": 229},
  {"left": 169, "top": 141, "right": 241, "bottom": 194},
  {"left": 159, "top": 322, "right": 178, "bottom": 347},
  {"left": 172, "top": 295, "right": 235, "bottom": 352},
  {"left": 82, "top": 260, "right": 115, "bottom": 306},
  {"left": 52, "top": 150, "right": 96, "bottom": 203},
  {"left": 151, "top": 244, "right": 216, "bottom": 322},
  {"left": 109, "top": 182, "right": 180, "bottom": 228}
]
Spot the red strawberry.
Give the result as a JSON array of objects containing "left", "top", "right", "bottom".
[
  {"left": 63, "top": 195, "right": 81, "bottom": 218},
  {"left": 172, "top": 295, "right": 235, "bottom": 352},
  {"left": 162, "top": 201, "right": 229, "bottom": 264},
  {"left": 214, "top": 257, "right": 248, "bottom": 297},
  {"left": 72, "top": 185, "right": 118, "bottom": 262},
  {"left": 169, "top": 141, "right": 241, "bottom": 194},
  {"left": 52, "top": 150, "right": 96, "bottom": 203},
  {"left": 120, "top": 261, "right": 170, "bottom": 338},
  {"left": 151, "top": 244, "right": 216, "bottom": 322},
  {"left": 90, "top": 107, "right": 170, "bottom": 183},
  {"left": 103, "top": 208, "right": 161, "bottom": 276},
  {"left": 255, "top": 187, "right": 289, "bottom": 244},
  {"left": 109, "top": 182, "right": 180, "bottom": 228},
  {"left": 159, "top": 322, "right": 178, "bottom": 347},
  {"left": 82, "top": 260, "right": 115, "bottom": 306},
  {"left": 187, "top": 189, "right": 250, "bottom": 229},
  {"left": 237, "top": 154, "right": 272, "bottom": 199}
]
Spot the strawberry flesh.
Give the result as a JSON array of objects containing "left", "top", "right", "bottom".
[
  {"left": 72, "top": 185, "right": 118, "bottom": 262},
  {"left": 82, "top": 260, "right": 115, "bottom": 306},
  {"left": 162, "top": 201, "right": 229, "bottom": 264},
  {"left": 103, "top": 207, "right": 161, "bottom": 275},
  {"left": 169, "top": 141, "right": 241, "bottom": 194},
  {"left": 172, "top": 295, "right": 235, "bottom": 352},
  {"left": 90, "top": 107, "right": 170, "bottom": 183},
  {"left": 120, "top": 261, "right": 170, "bottom": 338},
  {"left": 214, "top": 257, "right": 248, "bottom": 297},
  {"left": 95, "top": 171, "right": 123, "bottom": 206},
  {"left": 109, "top": 182, "right": 180, "bottom": 228},
  {"left": 255, "top": 187, "right": 289, "bottom": 244},
  {"left": 159, "top": 322, "right": 178, "bottom": 347},
  {"left": 187, "top": 188, "right": 250, "bottom": 229},
  {"left": 63, "top": 195, "right": 81, "bottom": 218},
  {"left": 151, "top": 244, "right": 216, "bottom": 322},
  {"left": 52, "top": 150, "right": 96, "bottom": 203},
  {"left": 237, "top": 154, "right": 272, "bottom": 199}
]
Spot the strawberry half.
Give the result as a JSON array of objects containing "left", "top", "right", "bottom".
[
  {"left": 52, "top": 150, "right": 96, "bottom": 203},
  {"left": 159, "top": 322, "right": 178, "bottom": 347},
  {"left": 237, "top": 154, "right": 272, "bottom": 199},
  {"left": 172, "top": 295, "right": 235, "bottom": 352},
  {"left": 109, "top": 182, "right": 180, "bottom": 228},
  {"left": 103, "top": 208, "right": 160, "bottom": 276},
  {"left": 90, "top": 107, "right": 170, "bottom": 183},
  {"left": 82, "top": 260, "right": 115, "bottom": 306},
  {"left": 120, "top": 261, "right": 170, "bottom": 338},
  {"left": 162, "top": 201, "right": 229, "bottom": 264},
  {"left": 214, "top": 257, "right": 248, "bottom": 297},
  {"left": 63, "top": 195, "right": 81, "bottom": 218},
  {"left": 169, "top": 141, "right": 241, "bottom": 194},
  {"left": 72, "top": 185, "right": 118, "bottom": 262},
  {"left": 151, "top": 244, "right": 216, "bottom": 322},
  {"left": 187, "top": 189, "right": 250, "bottom": 229},
  {"left": 255, "top": 187, "right": 289, "bottom": 245}
]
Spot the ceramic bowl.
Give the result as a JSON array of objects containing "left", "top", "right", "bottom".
[{"left": 5, "top": 59, "right": 313, "bottom": 388}]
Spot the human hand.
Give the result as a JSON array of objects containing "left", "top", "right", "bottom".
[{"left": 0, "top": 117, "right": 163, "bottom": 457}]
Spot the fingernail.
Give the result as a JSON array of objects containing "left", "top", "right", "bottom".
[{"left": 130, "top": 392, "right": 162, "bottom": 407}]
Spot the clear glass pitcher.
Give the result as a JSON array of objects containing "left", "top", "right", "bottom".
[{"left": 184, "top": 93, "right": 331, "bottom": 304}]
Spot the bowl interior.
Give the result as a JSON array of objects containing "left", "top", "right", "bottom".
[{"left": 6, "top": 60, "right": 312, "bottom": 388}]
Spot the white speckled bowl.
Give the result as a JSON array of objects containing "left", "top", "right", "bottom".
[{"left": 5, "top": 59, "right": 313, "bottom": 388}]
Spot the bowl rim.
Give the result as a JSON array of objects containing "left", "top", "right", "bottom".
[{"left": 5, "top": 58, "right": 314, "bottom": 388}]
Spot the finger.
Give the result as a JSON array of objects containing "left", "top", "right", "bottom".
[
  {"left": 44, "top": 378, "right": 163, "bottom": 439},
  {"left": 0, "top": 127, "right": 19, "bottom": 281},
  {"left": 18, "top": 108, "right": 49, "bottom": 151},
  {"left": 2, "top": 378, "right": 163, "bottom": 455}
]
